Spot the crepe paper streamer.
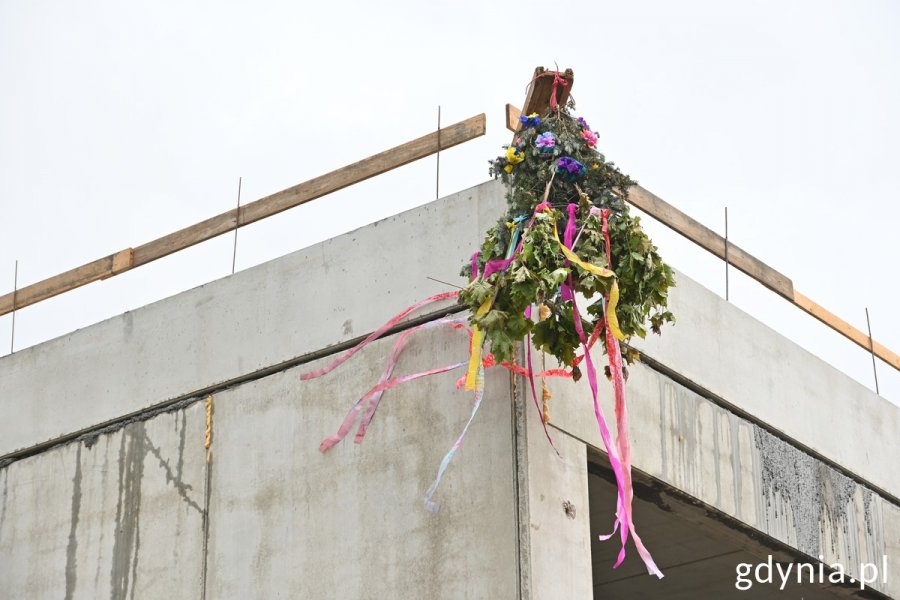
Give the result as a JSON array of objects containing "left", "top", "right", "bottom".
[
  {"left": 564, "top": 203, "right": 578, "bottom": 248},
  {"left": 544, "top": 208, "right": 625, "bottom": 341},
  {"left": 464, "top": 299, "right": 492, "bottom": 391},
  {"left": 319, "top": 357, "right": 468, "bottom": 453},
  {"left": 571, "top": 320, "right": 604, "bottom": 368},
  {"left": 570, "top": 293, "right": 630, "bottom": 569},
  {"left": 594, "top": 208, "right": 663, "bottom": 578},
  {"left": 457, "top": 363, "right": 572, "bottom": 388},
  {"left": 482, "top": 257, "right": 515, "bottom": 279},
  {"left": 300, "top": 290, "right": 460, "bottom": 381},
  {"left": 355, "top": 317, "right": 469, "bottom": 443},
  {"left": 603, "top": 299, "right": 662, "bottom": 578},
  {"left": 500, "top": 363, "right": 571, "bottom": 380},
  {"left": 465, "top": 222, "right": 525, "bottom": 391},
  {"left": 316, "top": 316, "right": 469, "bottom": 450},
  {"left": 560, "top": 203, "right": 579, "bottom": 301},
  {"left": 424, "top": 363, "right": 485, "bottom": 512}
]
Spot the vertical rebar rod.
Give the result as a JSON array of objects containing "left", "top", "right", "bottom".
[
  {"left": 231, "top": 177, "right": 242, "bottom": 275},
  {"left": 724, "top": 207, "right": 730, "bottom": 301},
  {"left": 865, "top": 307, "right": 880, "bottom": 395},
  {"left": 10, "top": 259, "right": 18, "bottom": 354},
  {"left": 436, "top": 105, "right": 441, "bottom": 200}
]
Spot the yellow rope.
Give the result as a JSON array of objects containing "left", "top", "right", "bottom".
[
  {"left": 204, "top": 395, "right": 213, "bottom": 463},
  {"left": 541, "top": 379, "right": 552, "bottom": 424}
]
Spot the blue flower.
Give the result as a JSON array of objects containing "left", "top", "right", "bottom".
[{"left": 519, "top": 112, "right": 540, "bottom": 128}]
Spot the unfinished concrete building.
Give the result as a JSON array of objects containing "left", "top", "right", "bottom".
[{"left": 1, "top": 82, "right": 898, "bottom": 598}]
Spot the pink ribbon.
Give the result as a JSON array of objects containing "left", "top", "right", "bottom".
[
  {"left": 549, "top": 71, "right": 568, "bottom": 111},
  {"left": 300, "top": 290, "right": 459, "bottom": 381},
  {"left": 314, "top": 316, "right": 470, "bottom": 451},
  {"left": 482, "top": 257, "right": 515, "bottom": 279},
  {"left": 599, "top": 208, "right": 662, "bottom": 578}
]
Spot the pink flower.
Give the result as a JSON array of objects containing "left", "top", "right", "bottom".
[
  {"left": 580, "top": 129, "right": 598, "bottom": 148},
  {"left": 535, "top": 132, "right": 556, "bottom": 149}
]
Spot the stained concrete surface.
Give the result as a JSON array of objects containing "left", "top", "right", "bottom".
[
  {"left": 588, "top": 465, "right": 883, "bottom": 599},
  {"left": 0, "top": 406, "right": 207, "bottom": 599},
  {"left": 1, "top": 326, "right": 521, "bottom": 599},
  {"left": 535, "top": 356, "right": 897, "bottom": 598}
]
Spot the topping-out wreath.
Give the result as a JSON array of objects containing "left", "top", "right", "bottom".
[
  {"left": 302, "top": 87, "right": 674, "bottom": 580},
  {"left": 459, "top": 107, "right": 674, "bottom": 371}
]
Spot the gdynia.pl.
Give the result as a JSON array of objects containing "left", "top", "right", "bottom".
[{"left": 735, "top": 555, "right": 889, "bottom": 591}]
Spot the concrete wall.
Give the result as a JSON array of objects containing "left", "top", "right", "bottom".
[
  {"left": 0, "top": 182, "right": 504, "bottom": 459},
  {"left": 0, "top": 327, "right": 521, "bottom": 599},
  {"left": 2, "top": 179, "right": 898, "bottom": 598}
]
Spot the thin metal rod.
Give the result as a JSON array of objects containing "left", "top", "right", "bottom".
[
  {"left": 10, "top": 260, "right": 18, "bottom": 354},
  {"left": 865, "top": 307, "right": 880, "bottom": 395},
  {"left": 724, "top": 207, "right": 730, "bottom": 301},
  {"left": 231, "top": 177, "right": 242, "bottom": 275},
  {"left": 426, "top": 275, "right": 462, "bottom": 290},
  {"left": 436, "top": 106, "right": 441, "bottom": 200}
]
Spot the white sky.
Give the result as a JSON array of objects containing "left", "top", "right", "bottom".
[{"left": 1, "top": 0, "right": 898, "bottom": 403}]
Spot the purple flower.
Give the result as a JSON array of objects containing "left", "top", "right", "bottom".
[
  {"left": 577, "top": 117, "right": 591, "bottom": 130},
  {"left": 556, "top": 157, "right": 586, "bottom": 181}
]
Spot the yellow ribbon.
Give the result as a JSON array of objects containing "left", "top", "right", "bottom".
[
  {"left": 465, "top": 298, "right": 492, "bottom": 391},
  {"left": 549, "top": 216, "right": 626, "bottom": 341}
]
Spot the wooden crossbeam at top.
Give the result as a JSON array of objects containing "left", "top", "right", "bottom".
[
  {"left": 506, "top": 95, "right": 899, "bottom": 372},
  {"left": 0, "top": 113, "right": 486, "bottom": 318}
]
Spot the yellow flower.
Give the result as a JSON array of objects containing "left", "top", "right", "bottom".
[
  {"left": 504, "top": 164, "right": 514, "bottom": 174},
  {"left": 506, "top": 146, "right": 525, "bottom": 165}
]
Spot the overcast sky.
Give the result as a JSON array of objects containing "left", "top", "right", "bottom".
[{"left": 1, "top": 0, "right": 898, "bottom": 402}]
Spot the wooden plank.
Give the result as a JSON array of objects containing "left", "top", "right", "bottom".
[
  {"left": 0, "top": 254, "right": 118, "bottom": 313},
  {"left": 133, "top": 113, "right": 486, "bottom": 266},
  {"left": 506, "top": 104, "right": 522, "bottom": 133},
  {"left": 794, "top": 291, "right": 900, "bottom": 371},
  {"left": 108, "top": 248, "right": 134, "bottom": 277},
  {"left": 627, "top": 185, "right": 794, "bottom": 299},
  {"left": 0, "top": 113, "right": 487, "bottom": 316}
]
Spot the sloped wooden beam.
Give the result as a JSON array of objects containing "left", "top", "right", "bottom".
[
  {"left": 626, "top": 185, "right": 794, "bottom": 299},
  {"left": 0, "top": 113, "right": 487, "bottom": 317}
]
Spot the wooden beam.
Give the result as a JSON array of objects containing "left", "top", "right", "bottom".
[
  {"left": 626, "top": 185, "right": 794, "bottom": 299},
  {"left": 0, "top": 113, "right": 487, "bottom": 316},
  {"left": 794, "top": 292, "right": 900, "bottom": 371},
  {"left": 504, "top": 102, "right": 899, "bottom": 372},
  {"left": 506, "top": 104, "right": 522, "bottom": 134}
]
